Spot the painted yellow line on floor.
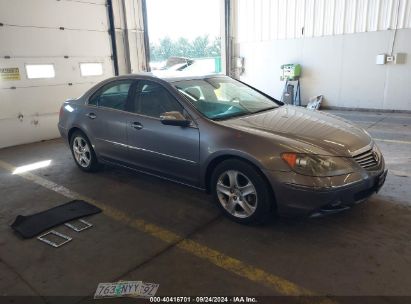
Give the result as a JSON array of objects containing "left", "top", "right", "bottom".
[
  {"left": 375, "top": 138, "right": 411, "bottom": 145},
  {"left": 0, "top": 159, "right": 334, "bottom": 302}
]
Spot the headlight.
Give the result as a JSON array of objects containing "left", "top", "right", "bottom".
[{"left": 281, "top": 153, "right": 357, "bottom": 177}]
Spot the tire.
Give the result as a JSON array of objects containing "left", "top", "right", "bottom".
[
  {"left": 69, "top": 130, "right": 100, "bottom": 172},
  {"left": 211, "top": 159, "right": 274, "bottom": 224}
]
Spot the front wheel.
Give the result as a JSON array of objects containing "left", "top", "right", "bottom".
[
  {"left": 70, "top": 131, "right": 100, "bottom": 172},
  {"left": 211, "top": 159, "right": 274, "bottom": 224}
]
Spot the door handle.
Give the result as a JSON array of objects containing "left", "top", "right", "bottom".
[
  {"left": 131, "top": 122, "right": 143, "bottom": 130},
  {"left": 86, "top": 113, "right": 96, "bottom": 119}
]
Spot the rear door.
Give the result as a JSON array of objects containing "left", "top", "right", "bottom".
[
  {"left": 125, "top": 80, "right": 200, "bottom": 186},
  {"left": 84, "top": 80, "right": 133, "bottom": 163}
]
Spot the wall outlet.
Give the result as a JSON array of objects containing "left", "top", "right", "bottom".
[
  {"left": 376, "top": 54, "right": 386, "bottom": 65},
  {"left": 376, "top": 53, "right": 407, "bottom": 65}
]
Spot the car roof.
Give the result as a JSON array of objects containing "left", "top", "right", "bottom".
[
  {"left": 116, "top": 71, "right": 227, "bottom": 83},
  {"left": 81, "top": 72, "right": 228, "bottom": 100}
]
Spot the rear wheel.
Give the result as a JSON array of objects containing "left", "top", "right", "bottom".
[
  {"left": 211, "top": 159, "right": 274, "bottom": 224},
  {"left": 70, "top": 131, "right": 99, "bottom": 172}
]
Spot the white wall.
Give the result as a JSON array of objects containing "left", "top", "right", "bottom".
[
  {"left": 236, "top": 0, "right": 411, "bottom": 42},
  {"left": 237, "top": 28, "right": 411, "bottom": 110},
  {"left": 234, "top": 0, "right": 411, "bottom": 111}
]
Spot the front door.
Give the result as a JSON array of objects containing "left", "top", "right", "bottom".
[{"left": 125, "top": 80, "right": 200, "bottom": 186}]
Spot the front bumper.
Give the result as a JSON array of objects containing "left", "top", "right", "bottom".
[{"left": 263, "top": 165, "right": 387, "bottom": 217}]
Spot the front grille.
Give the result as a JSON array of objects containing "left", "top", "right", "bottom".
[{"left": 353, "top": 149, "right": 379, "bottom": 170}]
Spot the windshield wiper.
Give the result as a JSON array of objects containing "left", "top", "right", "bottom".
[
  {"left": 251, "top": 107, "right": 276, "bottom": 114},
  {"left": 212, "top": 112, "right": 250, "bottom": 121},
  {"left": 212, "top": 107, "right": 277, "bottom": 121}
]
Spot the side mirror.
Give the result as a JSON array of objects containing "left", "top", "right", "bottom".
[{"left": 160, "top": 111, "right": 191, "bottom": 127}]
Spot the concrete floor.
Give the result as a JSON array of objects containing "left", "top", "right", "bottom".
[{"left": 0, "top": 110, "right": 410, "bottom": 303}]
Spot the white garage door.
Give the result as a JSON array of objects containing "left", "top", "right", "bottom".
[{"left": 0, "top": 0, "right": 114, "bottom": 148}]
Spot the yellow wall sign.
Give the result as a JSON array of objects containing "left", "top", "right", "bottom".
[{"left": 0, "top": 68, "right": 21, "bottom": 81}]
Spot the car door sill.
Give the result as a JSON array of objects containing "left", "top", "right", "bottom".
[{"left": 100, "top": 158, "right": 205, "bottom": 191}]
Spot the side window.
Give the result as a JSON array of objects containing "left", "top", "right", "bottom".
[
  {"left": 89, "top": 80, "right": 133, "bottom": 110},
  {"left": 132, "top": 81, "right": 183, "bottom": 118}
]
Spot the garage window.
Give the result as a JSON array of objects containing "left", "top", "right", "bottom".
[
  {"left": 80, "top": 63, "right": 103, "bottom": 77},
  {"left": 25, "top": 64, "right": 55, "bottom": 79}
]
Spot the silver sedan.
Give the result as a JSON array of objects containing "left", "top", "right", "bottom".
[{"left": 58, "top": 73, "right": 387, "bottom": 224}]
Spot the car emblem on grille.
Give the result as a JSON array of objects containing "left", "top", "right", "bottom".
[{"left": 372, "top": 150, "right": 380, "bottom": 163}]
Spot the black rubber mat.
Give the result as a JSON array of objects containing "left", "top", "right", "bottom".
[{"left": 11, "top": 200, "right": 102, "bottom": 238}]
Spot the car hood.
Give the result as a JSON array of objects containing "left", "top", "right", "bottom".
[{"left": 219, "top": 105, "right": 372, "bottom": 156}]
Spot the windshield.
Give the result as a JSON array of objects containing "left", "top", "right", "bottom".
[{"left": 174, "top": 77, "right": 280, "bottom": 120}]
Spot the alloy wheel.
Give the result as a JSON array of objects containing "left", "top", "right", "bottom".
[
  {"left": 72, "top": 136, "right": 91, "bottom": 168},
  {"left": 216, "top": 170, "right": 258, "bottom": 218}
]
